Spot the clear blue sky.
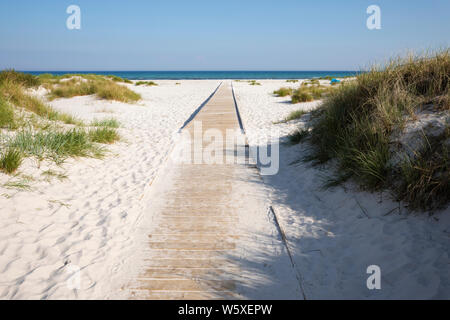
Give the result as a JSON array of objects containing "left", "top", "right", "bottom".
[{"left": 0, "top": 0, "right": 448, "bottom": 71}]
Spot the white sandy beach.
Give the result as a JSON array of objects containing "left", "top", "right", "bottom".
[
  {"left": 0, "top": 80, "right": 220, "bottom": 299},
  {"left": 0, "top": 79, "right": 449, "bottom": 299}
]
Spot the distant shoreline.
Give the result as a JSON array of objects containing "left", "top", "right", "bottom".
[{"left": 20, "top": 70, "right": 359, "bottom": 80}]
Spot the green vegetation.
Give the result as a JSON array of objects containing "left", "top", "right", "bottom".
[
  {"left": 0, "top": 70, "right": 40, "bottom": 88},
  {"left": 248, "top": 80, "right": 261, "bottom": 86},
  {"left": 0, "top": 71, "right": 123, "bottom": 175},
  {"left": 0, "top": 96, "right": 15, "bottom": 128},
  {"left": 7, "top": 129, "right": 104, "bottom": 163},
  {"left": 300, "top": 50, "right": 450, "bottom": 210},
  {"left": 0, "top": 148, "right": 23, "bottom": 174},
  {"left": 90, "top": 118, "right": 120, "bottom": 128},
  {"left": 0, "top": 73, "right": 82, "bottom": 125},
  {"left": 285, "top": 110, "right": 307, "bottom": 121},
  {"left": 107, "top": 75, "right": 132, "bottom": 83},
  {"left": 286, "top": 80, "right": 299, "bottom": 83},
  {"left": 48, "top": 77, "right": 141, "bottom": 103},
  {"left": 135, "top": 81, "right": 158, "bottom": 86},
  {"left": 273, "top": 87, "right": 293, "bottom": 97},
  {"left": 89, "top": 127, "right": 120, "bottom": 144},
  {"left": 291, "top": 86, "right": 335, "bottom": 103}
]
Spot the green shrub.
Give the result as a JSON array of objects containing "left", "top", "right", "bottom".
[{"left": 273, "top": 87, "right": 293, "bottom": 97}]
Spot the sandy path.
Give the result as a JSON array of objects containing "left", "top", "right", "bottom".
[{"left": 124, "top": 82, "right": 303, "bottom": 300}]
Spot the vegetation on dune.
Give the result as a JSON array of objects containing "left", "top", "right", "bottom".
[
  {"left": 291, "top": 86, "right": 335, "bottom": 103},
  {"left": 0, "top": 70, "right": 122, "bottom": 175},
  {"left": 0, "top": 96, "right": 15, "bottom": 128},
  {"left": 47, "top": 77, "right": 141, "bottom": 103},
  {"left": 248, "top": 80, "right": 261, "bottom": 86},
  {"left": 298, "top": 50, "right": 450, "bottom": 211},
  {"left": 135, "top": 81, "right": 158, "bottom": 86},
  {"left": 0, "top": 73, "right": 82, "bottom": 125},
  {"left": 0, "top": 148, "right": 23, "bottom": 174},
  {"left": 5, "top": 129, "right": 108, "bottom": 164},
  {"left": 273, "top": 87, "right": 293, "bottom": 97},
  {"left": 90, "top": 118, "right": 120, "bottom": 128},
  {"left": 286, "top": 80, "right": 299, "bottom": 83},
  {"left": 89, "top": 127, "right": 120, "bottom": 144},
  {"left": 285, "top": 110, "right": 307, "bottom": 121}
]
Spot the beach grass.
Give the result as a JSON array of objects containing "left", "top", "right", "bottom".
[
  {"left": 302, "top": 49, "right": 450, "bottom": 210},
  {"left": 89, "top": 127, "right": 120, "bottom": 144},
  {"left": 47, "top": 76, "right": 141, "bottom": 103},
  {"left": 285, "top": 110, "right": 307, "bottom": 121},
  {"left": 0, "top": 148, "right": 23, "bottom": 174},
  {"left": 90, "top": 118, "right": 120, "bottom": 128},
  {"left": 0, "top": 78, "right": 82, "bottom": 125},
  {"left": 0, "top": 96, "right": 15, "bottom": 128},
  {"left": 6, "top": 129, "right": 105, "bottom": 164},
  {"left": 135, "top": 81, "right": 158, "bottom": 86},
  {"left": 273, "top": 87, "right": 293, "bottom": 97}
]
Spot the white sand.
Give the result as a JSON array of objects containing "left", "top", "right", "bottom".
[
  {"left": 1, "top": 79, "right": 449, "bottom": 300},
  {"left": 233, "top": 80, "right": 450, "bottom": 299},
  {"left": 0, "top": 80, "right": 220, "bottom": 299}
]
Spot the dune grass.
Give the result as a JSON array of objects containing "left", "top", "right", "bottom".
[
  {"left": 286, "top": 80, "right": 299, "bottom": 83},
  {"left": 248, "top": 80, "right": 261, "bottom": 86},
  {"left": 0, "top": 75, "right": 82, "bottom": 125},
  {"left": 90, "top": 118, "right": 120, "bottom": 128},
  {"left": 135, "top": 81, "right": 158, "bottom": 86},
  {"left": 0, "top": 148, "right": 23, "bottom": 174},
  {"left": 47, "top": 77, "right": 141, "bottom": 103},
  {"left": 107, "top": 75, "right": 132, "bottom": 83},
  {"left": 0, "top": 70, "right": 40, "bottom": 88},
  {"left": 6, "top": 129, "right": 105, "bottom": 164},
  {"left": 285, "top": 110, "right": 307, "bottom": 121},
  {"left": 0, "top": 96, "right": 15, "bottom": 128},
  {"left": 302, "top": 50, "right": 450, "bottom": 210},
  {"left": 291, "top": 86, "right": 334, "bottom": 103},
  {"left": 89, "top": 127, "right": 120, "bottom": 144},
  {"left": 273, "top": 87, "right": 293, "bottom": 97}
]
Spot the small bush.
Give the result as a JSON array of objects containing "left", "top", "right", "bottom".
[
  {"left": 292, "top": 91, "right": 314, "bottom": 103},
  {"left": 286, "top": 80, "right": 298, "bottom": 83},
  {"left": 273, "top": 87, "right": 293, "bottom": 97},
  {"left": 0, "top": 148, "right": 23, "bottom": 174}
]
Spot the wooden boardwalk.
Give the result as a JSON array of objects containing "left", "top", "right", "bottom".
[{"left": 128, "top": 82, "right": 303, "bottom": 300}]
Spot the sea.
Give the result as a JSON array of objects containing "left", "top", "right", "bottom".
[{"left": 24, "top": 71, "right": 357, "bottom": 80}]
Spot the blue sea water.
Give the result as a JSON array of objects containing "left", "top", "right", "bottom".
[{"left": 24, "top": 71, "right": 357, "bottom": 80}]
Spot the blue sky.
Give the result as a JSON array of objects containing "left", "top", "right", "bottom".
[{"left": 0, "top": 0, "right": 448, "bottom": 71}]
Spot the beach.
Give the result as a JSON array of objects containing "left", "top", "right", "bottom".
[{"left": 0, "top": 79, "right": 449, "bottom": 299}]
